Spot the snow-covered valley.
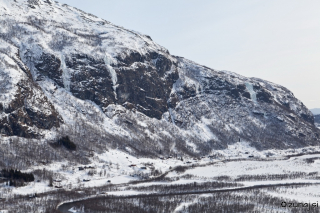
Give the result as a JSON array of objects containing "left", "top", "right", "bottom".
[{"left": 2, "top": 142, "right": 320, "bottom": 212}]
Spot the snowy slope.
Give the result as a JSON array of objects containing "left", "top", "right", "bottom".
[{"left": 0, "top": 0, "right": 319, "bottom": 159}]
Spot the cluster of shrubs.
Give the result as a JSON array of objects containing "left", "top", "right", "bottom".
[
  {"left": 2, "top": 169, "right": 35, "bottom": 182},
  {"left": 1, "top": 169, "right": 34, "bottom": 187},
  {"left": 58, "top": 136, "right": 77, "bottom": 151},
  {"left": 174, "top": 166, "right": 187, "bottom": 173},
  {"left": 234, "top": 172, "right": 307, "bottom": 181},
  {"left": 126, "top": 181, "right": 242, "bottom": 193}
]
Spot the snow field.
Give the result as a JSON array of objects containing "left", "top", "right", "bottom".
[
  {"left": 3, "top": 144, "right": 319, "bottom": 198},
  {"left": 174, "top": 154, "right": 320, "bottom": 179}
]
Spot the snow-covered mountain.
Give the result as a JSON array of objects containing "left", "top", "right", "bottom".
[
  {"left": 310, "top": 108, "right": 320, "bottom": 115},
  {"left": 0, "top": 0, "right": 319, "bottom": 157}
]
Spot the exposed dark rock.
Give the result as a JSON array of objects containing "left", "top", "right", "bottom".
[
  {"left": 286, "top": 114, "right": 296, "bottom": 121},
  {"left": 253, "top": 111, "right": 264, "bottom": 116},
  {"left": 202, "top": 77, "right": 233, "bottom": 92},
  {"left": 256, "top": 90, "right": 272, "bottom": 103},
  {"left": 35, "top": 53, "right": 63, "bottom": 87},
  {"left": 167, "top": 93, "right": 179, "bottom": 108},
  {"left": 66, "top": 53, "right": 116, "bottom": 107},
  {"left": 42, "top": 50, "right": 179, "bottom": 120},
  {"left": 0, "top": 79, "right": 61, "bottom": 138},
  {"left": 154, "top": 54, "right": 173, "bottom": 76},
  {"left": 242, "top": 92, "right": 251, "bottom": 99},
  {"left": 299, "top": 133, "right": 306, "bottom": 137},
  {"left": 237, "top": 84, "right": 246, "bottom": 91},
  {"left": 116, "top": 59, "right": 177, "bottom": 119},
  {"left": 116, "top": 51, "right": 144, "bottom": 67},
  {"left": 229, "top": 88, "right": 241, "bottom": 99},
  {"left": 282, "top": 102, "right": 290, "bottom": 109},
  {"left": 177, "top": 84, "right": 198, "bottom": 99},
  {"left": 301, "top": 113, "right": 314, "bottom": 124}
]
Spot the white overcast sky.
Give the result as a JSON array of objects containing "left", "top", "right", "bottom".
[{"left": 58, "top": 0, "right": 320, "bottom": 109}]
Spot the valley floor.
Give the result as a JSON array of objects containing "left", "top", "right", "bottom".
[{"left": 2, "top": 143, "right": 320, "bottom": 212}]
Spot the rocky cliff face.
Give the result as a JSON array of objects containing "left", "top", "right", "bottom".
[
  {"left": 0, "top": 0, "right": 318, "bottom": 155},
  {"left": 0, "top": 47, "right": 61, "bottom": 137}
]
